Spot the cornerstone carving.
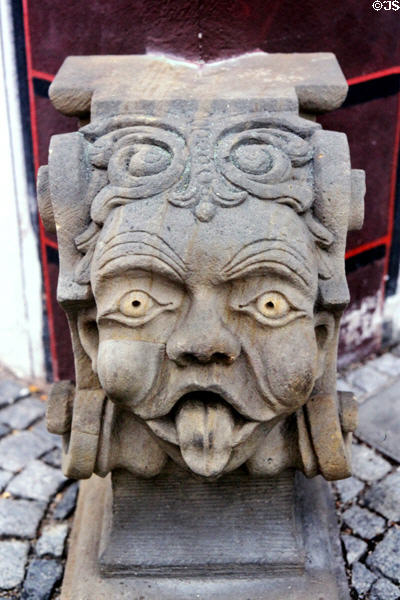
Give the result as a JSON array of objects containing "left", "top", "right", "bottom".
[{"left": 38, "top": 53, "right": 364, "bottom": 599}]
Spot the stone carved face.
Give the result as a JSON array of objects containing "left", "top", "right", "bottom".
[
  {"left": 89, "top": 201, "right": 332, "bottom": 478},
  {"left": 75, "top": 112, "right": 337, "bottom": 478}
]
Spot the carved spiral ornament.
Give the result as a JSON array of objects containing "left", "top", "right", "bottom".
[
  {"left": 85, "top": 115, "right": 318, "bottom": 224},
  {"left": 87, "top": 123, "right": 188, "bottom": 223},
  {"left": 215, "top": 123, "right": 314, "bottom": 212}
]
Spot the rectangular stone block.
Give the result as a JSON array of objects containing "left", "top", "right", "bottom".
[{"left": 100, "top": 469, "right": 304, "bottom": 577}]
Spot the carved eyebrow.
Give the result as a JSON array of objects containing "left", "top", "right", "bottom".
[
  {"left": 221, "top": 240, "right": 314, "bottom": 289},
  {"left": 98, "top": 230, "right": 186, "bottom": 269},
  {"left": 96, "top": 231, "right": 186, "bottom": 282},
  {"left": 97, "top": 252, "right": 185, "bottom": 284},
  {"left": 223, "top": 239, "right": 310, "bottom": 269}
]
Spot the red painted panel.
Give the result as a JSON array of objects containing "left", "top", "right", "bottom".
[
  {"left": 28, "top": 0, "right": 400, "bottom": 76},
  {"left": 259, "top": 0, "right": 400, "bottom": 80},
  {"left": 28, "top": 0, "right": 191, "bottom": 73},
  {"left": 319, "top": 93, "right": 398, "bottom": 250}
]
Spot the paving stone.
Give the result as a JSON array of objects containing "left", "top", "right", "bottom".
[
  {"left": 352, "top": 444, "right": 392, "bottom": 482},
  {"left": 0, "top": 498, "right": 45, "bottom": 537},
  {"left": 0, "top": 380, "right": 26, "bottom": 408},
  {"left": 0, "top": 430, "right": 54, "bottom": 472},
  {"left": 0, "top": 540, "right": 29, "bottom": 589},
  {"left": 0, "top": 423, "right": 10, "bottom": 438},
  {"left": 0, "top": 397, "right": 45, "bottom": 429},
  {"left": 342, "top": 505, "right": 386, "bottom": 539},
  {"left": 42, "top": 447, "right": 62, "bottom": 469},
  {"left": 54, "top": 482, "right": 79, "bottom": 520},
  {"left": 364, "top": 470, "right": 400, "bottom": 522},
  {"left": 352, "top": 561, "right": 377, "bottom": 596},
  {"left": 367, "top": 529, "right": 400, "bottom": 583},
  {"left": 36, "top": 523, "right": 68, "bottom": 557},
  {"left": 0, "top": 468, "right": 13, "bottom": 492},
  {"left": 21, "top": 558, "right": 63, "bottom": 600},
  {"left": 357, "top": 381, "right": 400, "bottom": 463},
  {"left": 341, "top": 534, "right": 367, "bottom": 565},
  {"left": 346, "top": 365, "right": 390, "bottom": 397},
  {"left": 373, "top": 353, "right": 400, "bottom": 378},
  {"left": 7, "top": 460, "right": 66, "bottom": 502},
  {"left": 335, "top": 476, "right": 364, "bottom": 503},
  {"left": 370, "top": 577, "right": 400, "bottom": 600}
]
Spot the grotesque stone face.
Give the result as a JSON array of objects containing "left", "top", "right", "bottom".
[
  {"left": 78, "top": 148, "right": 333, "bottom": 477},
  {"left": 38, "top": 56, "right": 367, "bottom": 600},
  {"left": 40, "top": 57, "right": 364, "bottom": 481}
]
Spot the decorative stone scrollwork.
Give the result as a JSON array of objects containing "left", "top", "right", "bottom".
[{"left": 216, "top": 116, "right": 314, "bottom": 208}]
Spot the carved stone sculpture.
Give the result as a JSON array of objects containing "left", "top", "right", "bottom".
[{"left": 38, "top": 52, "right": 364, "bottom": 599}]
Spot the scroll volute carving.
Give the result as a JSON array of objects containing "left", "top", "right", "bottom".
[{"left": 38, "top": 54, "right": 364, "bottom": 483}]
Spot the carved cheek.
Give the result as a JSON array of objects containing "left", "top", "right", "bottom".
[
  {"left": 97, "top": 340, "right": 165, "bottom": 408},
  {"left": 256, "top": 320, "right": 318, "bottom": 409}
]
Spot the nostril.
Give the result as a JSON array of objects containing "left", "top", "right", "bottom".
[
  {"left": 179, "top": 353, "right": 200, "bottom": 366},
  {"left": 212, "top": 352, "right": 234, "bottom": 365},
  {"left": 177, "top": 351, "right": 234, "bottom": 366}
]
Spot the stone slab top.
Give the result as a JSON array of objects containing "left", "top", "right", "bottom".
[{"left": 49, "top": 52, "right": 348, "bottom": 117}]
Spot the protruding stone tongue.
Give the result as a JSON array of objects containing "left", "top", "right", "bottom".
[{"left": 175, "top": 399, "right": 235, "bottom": 477}]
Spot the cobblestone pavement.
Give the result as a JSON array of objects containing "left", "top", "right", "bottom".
[
  {"left": 0, "top": 348, "right": 399, "bottom": 599},
  {"left": 335, "top": 345, "right": 400, "bottom": 599},
  {"left": 0, "top": 372, "right": 77, "bottom": 600}
]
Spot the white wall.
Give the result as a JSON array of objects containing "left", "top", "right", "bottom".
[{"left": 0, "top": 0, "right": 45, "bottom": 380}]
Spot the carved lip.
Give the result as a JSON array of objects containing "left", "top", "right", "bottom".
[
  {"left": 169, "top": 384, "right": 240, "bottom": 416},
  {"left": 157, "top": 381, "right": 270, "bottom": 421},
  {"left": 146, "top": 388, "right": 260, "bottom": 448}
]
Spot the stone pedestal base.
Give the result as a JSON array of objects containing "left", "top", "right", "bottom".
[{"left": 61, "top": 469, "right": 349, "bottom": 599}]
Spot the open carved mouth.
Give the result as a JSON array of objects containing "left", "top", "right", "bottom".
[{"left": 146, "top": 390, "right": 260, "bottom": 477}]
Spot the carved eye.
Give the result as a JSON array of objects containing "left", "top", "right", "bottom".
[
  {"left": 235, "top": 290, "right": 304, "bottom": 327},
  {"left": 232, "top": 143, "right": 273, "bottom": 175},
  {"left": 119, "top": 290, "right": 154, "bottom": 318},
  {"left": 256, "top": 292, "right": 290, "bottom": 319},
  {"left": 128, "top": 144, "right": 172, "bottom": 176},
  {"left": 98, "top": 280, "right": 183, "bottom": 329}
]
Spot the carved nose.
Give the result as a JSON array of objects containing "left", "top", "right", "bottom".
[{"left": 166, "top": 306, "right": 241, "bottom": 367}]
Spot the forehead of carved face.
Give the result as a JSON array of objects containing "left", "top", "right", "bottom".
[
  {"left": 92, "top": 197, "right": 317, "bottom": 293},
  {"left": 86, "top": 198, "right": 328, "bottom": 477}
]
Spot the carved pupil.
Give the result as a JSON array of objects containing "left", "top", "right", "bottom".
[
  {"left": 232, "top": 143, "right": 272, "bottom": 175},
  {"left": 120, "top": 291, "right": 152, "bottom": 317},
  {"left": 256, "top": 292, "right": 289, "bottom": 318}
]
